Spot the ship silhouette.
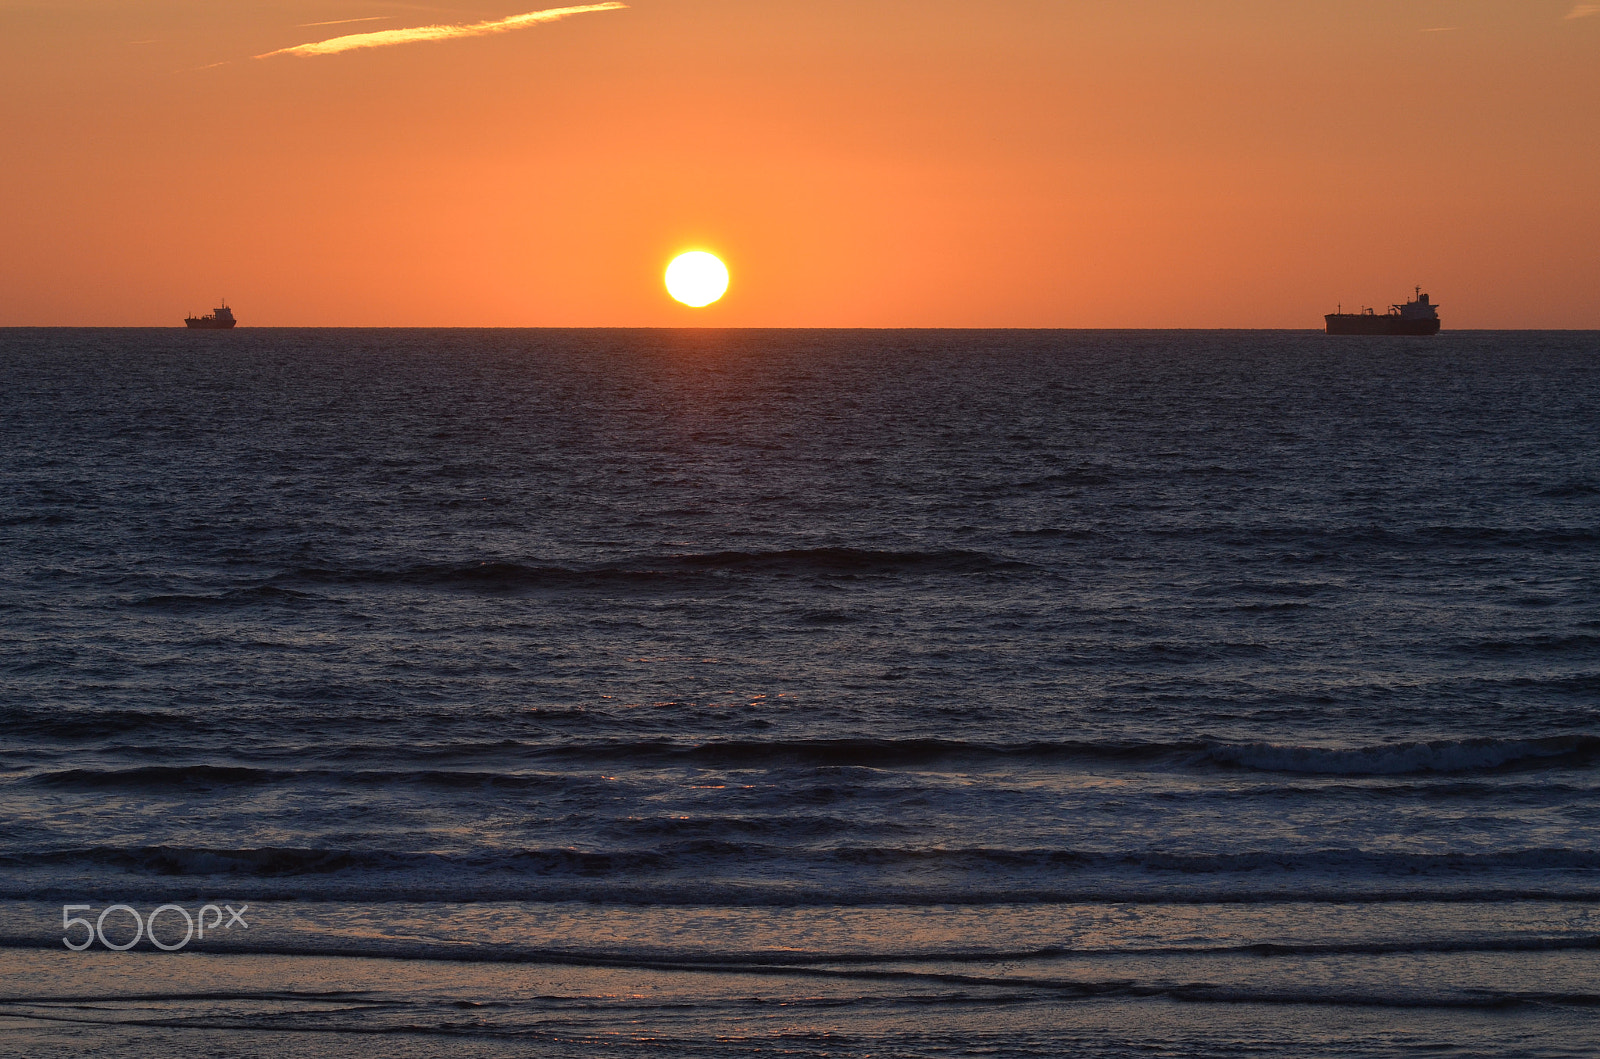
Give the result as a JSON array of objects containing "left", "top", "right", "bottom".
[
  {"left": 1325, "top": 287, "right": 1439, "bottom": 335},
  {"left": 185, "top": 302, "right": 236, "bottom": 329}
]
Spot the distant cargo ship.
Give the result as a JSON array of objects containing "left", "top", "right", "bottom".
[
  {"left": 184, "top": 302, "right": 236, "bottom": 329},
  {"left": 1325, "top": 288, "right": 1439, "bottom": 335}
]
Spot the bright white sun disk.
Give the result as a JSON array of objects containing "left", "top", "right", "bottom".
[{"left": 665, "top": 251, "right": 729, "bottom": 307}]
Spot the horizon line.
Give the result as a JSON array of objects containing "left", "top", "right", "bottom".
[{"left": 0, "top": 325, "right": 1590, "bottom": 332}]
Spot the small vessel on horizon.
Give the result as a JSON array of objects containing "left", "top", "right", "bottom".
[
  {"left": 185, "top": 302, "right": 236, "bottom": 329},
  {"left": 1325, "top": 287, "right": 1439, "bottom": 335}
]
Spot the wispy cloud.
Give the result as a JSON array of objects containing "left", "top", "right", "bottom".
[
  {"left": 1566, "top": 3, "right": 1600, "bottom": 18},
  {"left": 298, "top": 16, "right": 395, "bottom": 29},
  {"left": 257, "top": 3, "right": 626, "bottom": 59}
]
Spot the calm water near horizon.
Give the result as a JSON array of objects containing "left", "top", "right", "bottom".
[{"left": 2, "top": 327, "right": 1598, "bottom": 1057}]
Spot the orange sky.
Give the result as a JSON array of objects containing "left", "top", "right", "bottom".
[{"left": 2, "top": 0, "right": 1596, "bottom": 327}]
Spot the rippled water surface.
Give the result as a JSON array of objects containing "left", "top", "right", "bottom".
[{"left": 2, "top": 327, "right": 1598, "bottom": 1057}]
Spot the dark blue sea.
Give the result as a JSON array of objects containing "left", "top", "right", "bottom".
[{"left": 2, "top": 327, "right": 1598, "bottom": 1057}]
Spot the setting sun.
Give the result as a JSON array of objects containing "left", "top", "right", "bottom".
[{"left": 664, "top": 251, "right": 729, "bottom": 308}]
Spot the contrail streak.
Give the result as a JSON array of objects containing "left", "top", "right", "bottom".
[
  {"left": 257, "top": 3, "right": 626, "bottom": 59},
  {"left": 297, "top": 16, "right": 394, "bottom": 29}
]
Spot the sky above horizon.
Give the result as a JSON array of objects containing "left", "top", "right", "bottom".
[{"left": 2, "top": 0, "right": 1596, "bottom": 327}]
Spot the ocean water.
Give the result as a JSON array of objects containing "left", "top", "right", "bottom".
[{"left": 1, "top": 327, "right": 1598, "bottom": 1057}]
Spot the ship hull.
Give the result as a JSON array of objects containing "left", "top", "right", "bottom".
[
  {"left": 1325, "top": 314, "right": 1439, "bottom": 336},
  {"left": 184, "top": 318, "right": 236, "bottom": 329}
]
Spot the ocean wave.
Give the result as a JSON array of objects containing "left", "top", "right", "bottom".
[
  {"left": 11, "top": 842, "right": 1599, "bottom": 885},
  {"left": 127, "top": 585, "right": 312, "bottom": 610},
  {"left": 0, "top": 706, "right": 210, "bottom": 739},
  {"left": 1150, "top": 522, "right": 1600, "bottom": 550},
  {"left": 1406, "top": 525, "right": 1600, "bottom": 547},
  {"left": 1537, "top": 481, "right": 1600, "bottom": 499},
  {"left": 5, "top": 972, "right": 1596, "bottom": 1019},
  {"left": 275, "top": 548, "right": 1026, "bottom": 593},
  {"left": 23, "top": 765, "right": 573, "bottom": 793},
  {"left": 667, "top": 547, "right": 1024, "bottom": 575},
  {"left": 2, "top": 929, "right": 1598, "bottom": 965},
  {"left": 29, "top": 765, "right": 296, "bottom": 790},
  {"left": 2, "top": 928, "right": 1598, "bottom": 966},
  {"left": 500, "top": 733, "right": 1600, "bottom": 776},
  {"left": 1, "top": 928, "right": 1598, "bottom": 1013},
  {"left": 1198, "top": 735, "right": 1600, "bottom": 775},
  {"left": 13, "top": 734, "right": 1597, "bottom": 784},
  {"left": 7, "top": 880, "right": 1598, "bottom": 907},
  {"left": 1451, "top": 633, "right": 1600, "bottom": 657}
]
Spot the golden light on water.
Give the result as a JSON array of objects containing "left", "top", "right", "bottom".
[{"left": 665, "top": 251, "right": 729, "bottom": 308}]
